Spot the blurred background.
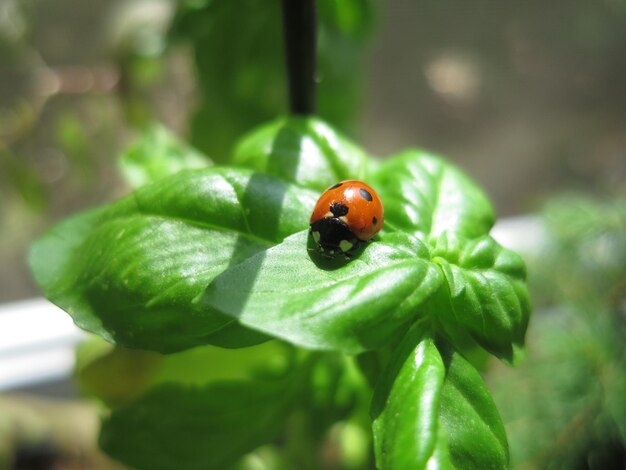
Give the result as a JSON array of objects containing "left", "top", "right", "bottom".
[{"left": 1, "top": 0, "right": 625, "bottom": 468}]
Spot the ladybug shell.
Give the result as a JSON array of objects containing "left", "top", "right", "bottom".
[{"left": 310, "top": 180, "right": 384, "bottom": 242}]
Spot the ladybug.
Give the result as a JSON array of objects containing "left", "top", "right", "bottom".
[{"left": 309, "top": 180, "right": 384, "bottom": 258}]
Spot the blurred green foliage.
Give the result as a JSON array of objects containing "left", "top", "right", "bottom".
[
  {"left": 490, "top": 195, "right": 626, "bottom": 469},
  {"left": 170, "top": 0, "right": 373, "bottom": 162},
  {"left": 118, "top": 124, "right": 211, "bottom": 188}
]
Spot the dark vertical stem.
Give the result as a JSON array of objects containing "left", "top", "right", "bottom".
[{"left": 281, "top": 0, "right": 317, "bottom": 115}]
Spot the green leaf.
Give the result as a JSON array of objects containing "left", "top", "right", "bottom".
[
  {"left": 150, "top": 341, "right": 293, "bottom": 385},
  {"left": 372, "top": 150, "right": 494, "bottom": 240},
  {"left": 315, "top": 0, "right": 374, "bottom": 136},
  {"left": 119, "top": 124, "right": 211, "bottom": 189},
  {"left": 28, "top": 207, "right": 106, "bottom": 292},
  {"left": 232, "top": 116, "right": 369, "bottom": 192},
  {"left": 202, "top": 231, "right": 443, "bottom": 353},
  {"left": 605, "top": 367, "right": 626, "bottom": 444},
  {"left": 371, "top": 325, "right": 447, "bottom": 469},
  {"left": 75, "top": 337, "right": 293, "bottom": 407},
  {"left": 29, "top": 168, "right": 318, "bottom": 352},
  {"left": 371, "top": 327, "right": 508, "bottom": 469},
  {"left": 438, "top": 344, "right": 509, "bottom": 469},
  {"left": 75, "top": 338, "right": 162, "bottom": 407},
  {"left": 1, "top": 147, "right": 48, "bottom": 211},
  {"left": 431, "top": 233, "right": 531, "bottom": 364},
  {"left": 100, "top": 378, "right": 295, "bottom": 470}
]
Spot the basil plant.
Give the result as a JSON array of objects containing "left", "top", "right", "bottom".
[{"left": 30, "top": 117, "right": 530, "bottom": 470}]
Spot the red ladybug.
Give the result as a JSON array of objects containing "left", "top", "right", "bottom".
[{"left": 309, "top": 180, "right": 384, "bottom": 257}]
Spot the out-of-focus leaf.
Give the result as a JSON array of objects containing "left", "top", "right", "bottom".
[
  {"left": 536, "top": 194, "right": 626, "bottom": 305},
  {"left": 605, "top": 367, "right": 626, "bottom": 444},
  {"left": 232, "top": 116, "right": 369, "bottom": 191},
  {"left": 316, "top": 0, "right": 374, "bottom": 134},
  {"left": 169, "top": 0, "right": 373, "bottom": 161},
  {"left": 100, "top": 378, "right": 296, "bottom": 470},
  {"left": 75, "top": 336, "right": 293, "bottom": 406},
  {"left": 55, "top": 113, "right": 95, "bottom": 182},
  {"left": 1, "top": 148, "right": 47, "bottom": 211},
  {"left": 29, "top": 168, "right": 317, "bottom": 353},
  {"left": 118, "top": 124, "right": 210, "bottom": 188},
  {"left": 75, "top": 338, "right": 161, "bottom": 407},
  {"left": 491, "top": 304, "right": 626, "bottom": 468},
  {"left": 202, "top": 231, "right": 442, "bottom": 354}
]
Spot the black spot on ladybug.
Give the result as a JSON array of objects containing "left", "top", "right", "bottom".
[
  {"left": 359, "top": 188, "right": 373, "bottom": 201},
  {"left": 372, "top": 216, "right": 378, "bottom": 225},
  {"left": 328, "top": 182, "right": 343, "bottom": 190},
  {"left": 330, "top": 202, "right": 349, "bottom": 217}
]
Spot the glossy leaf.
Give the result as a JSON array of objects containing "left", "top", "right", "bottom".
[
  {"left": 438, "top": 345, "right": 509, "bottom": 469},
  {"left": 232, "top": 116, "right": 369, "bottom": 192},
  {"left": 432, "top": 233, "right": 530, "bottom": 364},
  {"left": 119, "top": 124, "right": 210, "bottom": 189},
  {"left": 372, "top": 328, "right": 508, "bottom": 469},
  {"left": 29, "top": 168, "right": 317, "bottom": 352},
  {"left": 28, "top": 207, "right": 106, "bottom": 292},
  {"left": 100, "top": 379, "right": 295, "bottom": 470},
  {"left": 371, "top": 325, "right": 447, "bottom": 469},
  {"left": 372, "top": 150, "right": 494, "bottom": 240},
  {"left": 202, "top": 231, "right": 443, "bottom": 353}
]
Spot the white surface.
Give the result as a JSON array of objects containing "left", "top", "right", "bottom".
[
  {"left": 490, "top": 214, "right": 546, "bottom": 254},
  {"left": 0, "top": 298, "right": 85, "bottom": 390},
  {"left": 0, "top": 215, "right": 546, "bottom": 390}
]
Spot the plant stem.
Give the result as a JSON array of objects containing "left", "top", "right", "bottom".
[{"left": 281, "top": 0, "right": 317, "bottom": 115}]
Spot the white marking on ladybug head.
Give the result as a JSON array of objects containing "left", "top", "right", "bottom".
[
  {"left": 324, "top": 211, "right": 333, "bottom": 218},
  {"left": 312, "top": 231, "right": 321, "bottom": 243},
  {"left": 339, "top": 240, "right": 353, "bottom": 252},
  {"left": 339, "top": 216, "right": 348, "bottom": 224}
]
